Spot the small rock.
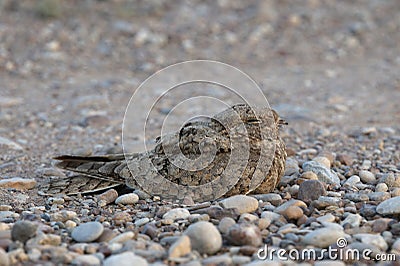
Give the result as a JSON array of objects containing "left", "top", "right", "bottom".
[
  {"left": 72, "top": 222, "right": 104, "bottom": 243},
  {"left": 278, "top": 206, "right": 303, "bottom": 221},
  {"left": 343, "top": 175, "right": 360, "bottom": 187},
  {"left": 344, "top": 193, "right": 369, "bottom": 202},
  {"left": 392, "top": 238, "right": 400, "bottom": 252},
  {"left": 284, "top": 157, "right": 299, "bottom": 176},
  {"left": 134, "top": 218, "right": 150, "bottom": 227},
  {"left": 218, "top": 217, "right": 236, "bottom": 235},
  {"left": 11, "top": 221, "right": 38, "bottom": 243},
  {"left": 313, "top": 156, "right": 331, "bottom": 169},
  {"left": 375, "top": 183, "right": 388, "bottom": 192},
  {"left": 220, "top": 195, "right": 258, "bottom": 214},
  {"left": 274, "top": 199, "right": 307, "bottom": 214},
  {"left": 115, "top": 193, "right": 139, "bottom": 205},
  {"left": 300, "top": 171, "right": 318, "bottom": 180},
  {"left": 302, "top": 227, "right": 345, "bottom": 248},
  {"left": 227, "top": 223, "right": 262, "bottom": 247},
  {"left": 336, "top": 154, "right": 354, "bottom": 166},
  {"left": 104, "top": 252, "right": 147, "bottom": 266},
  {"left": 360, "top": 160, "right": 372, "bottom": 170},
  {"left": 354, "top": 233, "right": 388, "bottom": 251},
  {"left": 51, "top": 210, "right": 77, "bottom": 222},
  {"left": 316, "top": 213, "right": 335, "bottom": 223},
  {"left": 341, "top": 213, "right": 362, "bottom": 228},
  {"left": 0, "top": 178, "right": 36, "bottom": 190},
  {"left": 260, "top": 211, "right": 281, "bottom": 222},
  {"left": 302, "top": 161, "right": 340, "bottom": 185},
  {"left": 184, "top": 221, "right": 222, "bottom": 255},
  {"left": 359, "top": 170, "right": 376, "bottom": 184},
  {"left": 163, "top": 208, "right": 190, "bottom": 221},
  {"left": 0, "top": 247, "right": 9, "bottom": 266},
  {"left": 369, "top": 192, "right": 390, "bottom": 202},
  {"left": 71, "top": 254, "right": 101, "bottom": 266},
  {"left": 252, "top": 193, "right": 282, "bottom": 206},
  {"left": 109, "top": 231, "right": 135, "bottom": 244},
  {"left": 112, "top": 212, "right": 132, "bottom": 225},
  {"left": 298, "top": 180, "right": 326, "bottom": 202},
  {"left": 377, "top": 196, "right": 400, "bottom": 215},
  {"left": 313, "top": 196, "right": 340, "bottom": 209},
  {"left": 372, "top": 218, "right": 391, "bottom": 233},
  {"left": 97, "top": 189, "right": 118, "bottom": 206},
  {"left": 202, "top": 254, "right": 232, "bottom": 265},
  {"left": 168, "top": 235, "right": 191, "bottom": 258}
]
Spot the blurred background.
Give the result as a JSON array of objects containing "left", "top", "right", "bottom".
[{"left": 0, "top": 0, "right": 399, "bottom": 175}]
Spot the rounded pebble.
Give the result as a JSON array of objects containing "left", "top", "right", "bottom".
[
  {"left": 115, "top": 193, "right": 139, "bottom": 205},
  {"left": 71, "top": 222, "right": 104, "bottom": 243},
  {"left": 11, "top": 221, "right": 38, "bottom": 243},
  {"left": 220, "top": 195, "right": 259, "bottom": 214},
  {"left": 184, "top": 221, "right": 222, "bottom": 255},
  {"left": 104, "top": 252, "right": 147, "bottom": 266},
  {"left": 162, "top": 208, "right": 190, "bottom": 220}
]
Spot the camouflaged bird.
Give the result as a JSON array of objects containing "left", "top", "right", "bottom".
[{"left": 39, "top": 104, "right": 286, "bottom": 202}]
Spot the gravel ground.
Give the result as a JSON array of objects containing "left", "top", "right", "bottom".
[{"left": 1, "top": 0, "right": 400, "bottom": 265}]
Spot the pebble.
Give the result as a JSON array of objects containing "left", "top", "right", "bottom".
[
  {"left": 168, "top": 235, "right": 191, "bottom": 258},
  {"left": 336, "top": 154, "right": 354, "bottom": 166},
  {"left": 260, "top": 211, "right": 281, "bottom": 222},
  {"left": 284, "top": 157, "right": 299, "bottom": 176},
  {"left": 369, "top": 192, "right": 390, "bottom": 202},
  {"left": 297, "top": 180, "right": 326, "bottom": 202},
  {"left": 313, "top": 196, "right": 340, "bottom": 209},
  {"left": 227, "top": 223, "right": 262, "bottom": 247},
  {"left": 344, "top": 193, "right": 369, "bottom": 202},
  {"left": 71, "top": 222, "right": 104, "bottom": 243},
  {"left": 202, "top": 254, "right": 232, "bottom": 265},
  {"left": 0, "top": 248, "right": 10, "bottom": 266},
  {"left": 377, "top": 196, "right": 400, "bottom": 215},
  {"left": 302, "top": 161, "right": 340, "bottom": 185},
  {"left": 252, "top": 193, "right": 282, "bottom": 206},
  {"left": 372, "top": 218, "right": 391, "bottom": 233},
  {"left": 115, "top": 193, "right": 139, "bottom": 205},
  {"left": 162, "top": 208, "right": 190, "bottom": 220},
  {"left": 313, "top": 156, "right": 331, "bottom": 168},
  {"left": 109, "top": 231, "right": 135, "bottom": 244},
  {"left": 274, "top": 199, "right": 307, "bottom": 214},
  {"left": 302, "top": 227, "right": 345, "bottom": 248},
  {"left": 343, "top": 175, "right": 360, "bottom": 187},
  {"left": 51, "top": 210, "right": 77, "bottom": 222},
  {"left": 97, "top": 189, "right": 118, "bottom": 206},
  {"left": 300, "top": 171, "right": 318, "bottom": 180},
  {"left": 218, "top": 217, "right": 236, "bottom": 235},
  {"left": 184, "top": 221, "right": 222, "bottom": 254},
  {"left": 278, "top": 205, "right": 303, "bottom": 221},
  {"left": 220, "top": 195, "right": 259, "bottom": 214},
  {"left": 392, "top": 238, "right": 400, "bottom": 252},
  {"left": 0, "top": 178, "right": 37, "bottom": 190},
  {"left": 11, "top": 221, "right": 38, "bottom": 243},
  {"left": 135, "top": 218, "right": 150, "bottom": 227},
  {"left": 316, "top": 213, "right": 335, "bottom": 223},
  {"left": 354, "top": 233, "right": 388, "bottom": 251},
  {"left": 375, "top": 183, "right": 388, "bottom": 192},
  {"left": 341, "top": 213, "right": 362, "bottom": 228},
  {"left": 71, "top": 254, "right": 101, "bottom": 266},
  {"left": 359, "top": 170, "right": 376, "bottom": 184},
  {"left": 104, "top": 252, "right": 148, "bottom": 266}
]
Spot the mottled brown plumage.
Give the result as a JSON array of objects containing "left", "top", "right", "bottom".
[{"left": 40, "top": 104, "right": 286, "bottom": 202}]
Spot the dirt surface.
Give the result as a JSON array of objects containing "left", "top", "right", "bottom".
[{"left": 1, "top": 1, "right": 400, "bottom": 265}]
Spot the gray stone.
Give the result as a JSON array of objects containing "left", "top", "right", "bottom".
[
  {"left": 341, "top": 213, "right": 362, "bottom": 227},
  {"left": 71, "top": 222, "right": 104, "bottom": 243},
  {"left": 354, "top": 233, "right": 388, "bottom": 251},
  {"left": 252, "top": 193, "right": 282, "bottom": 206},
  {"left": 298, "top": 180, "right": 326, "bottom": 202},
  {"left": 104, "top": 252, "right": 147, "bottom": 266},
  {"left": 0, "top": 248, "right": 10, "bottom": 266},
  {"left": 220, "top": 195, "right": 259, "bottom": 214},
  {"left": 71, "top": 255, "right": 101, "bottom": 266},
  {"left": 162, "top": 208, "right": 190, "bottom": 220},
  {"left": 302, "top": 161, "right": 340, "bottom": 185},
  {"left": 218, "top": 217, "right": 236, "bottom": 235},
  {"left": 227, "top": 223, "right": 262, "bottom": 246},
  {"left": 284, "top": 157, "right": 299, "bottom": 176},
  {"left": 184, "top": 221, "right": 222, "bottom": 255},
  {"left": 115, "top": 193, "right": 139, "bottom": 205},
  {"left": 377, "top": 196, "right": 400, "bottom": 215},
  {"left": 359, "top": 170, "right": 376, "bottom": 184},
  {"left": 302, "top": 227, "right": 345, "bottom": 248},
  {"left": 11, "top": 221, "right": 38, "bottom": 243}
]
